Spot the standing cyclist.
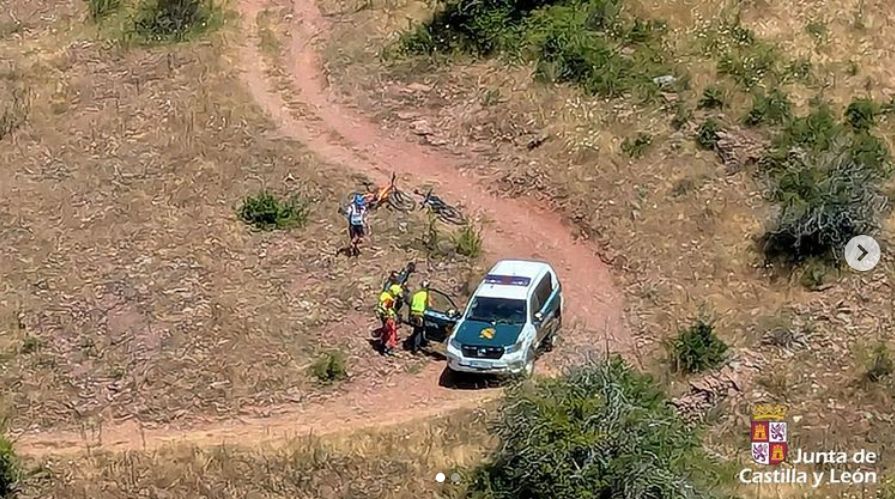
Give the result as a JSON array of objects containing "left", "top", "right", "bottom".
[{"left": 346, "top": 193, "right": 369, "bottom": 256}]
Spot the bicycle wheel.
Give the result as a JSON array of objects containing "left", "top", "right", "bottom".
[
  {"left": 388, "top": 189, "right": 417, "bottom": 212},
  {"left": 437, "top": 206, "right": 466, "bottom": 225}
]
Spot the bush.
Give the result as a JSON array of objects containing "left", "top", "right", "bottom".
[
  {"left": 0, "top": 436, "right": 17, "bottom": 498},
  {"left": 238, "top": 191, "right": 309, "bottom": 231},
  {"left": 862, "top": 343, "right": 893, "bottom": 383},
  {"left": 400, "top": 0, "right": 674, "bottom": 99},
  {"left": 134, "top": 0, "right": 212, "bottom": 41},
  {"left": 798, "top": 257, "right": 835, "bottom": 290},
  {"left": 761, "top": 103, "right": 891, "bottom": 262},
  {"left": 696, "top": 118, "right": 721, "bottom": 150},
  {"left": 309, "top": 350, "right": 348, "bottom": 384},
  {"left": 469, "top": 357, "right": 719, "bottom": 498},
  {"left": 697, "top": 85, "right": 725, "bottom": 109},
  {"left": 86, "top": 0, "right": 121, "bottom": 21},
  {"left": 453, "top": 223, "right": 483, "bottom": 258},
  {"left": 844, "top": 97, "right": 878, "bottom": 130},
  {"left": 620, "top": 132, "right": 652, "bottom": 158},
  {"left": 743, "top": 88, "right": 791, "bottom": 126},
  {"left": 669, "top": 317, "right": 728, "bottom": 374}
]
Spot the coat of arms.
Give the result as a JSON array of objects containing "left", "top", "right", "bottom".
[
  {"left": 479, "top": 328, "right": 495, "bottom": 340},
  {"left": 750, "top": 404, "right": 788, "bottom": 465}
]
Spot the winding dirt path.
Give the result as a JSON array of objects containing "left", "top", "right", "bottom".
[{"left": 14, "top": 0, "right": 627, "bottom": 457}]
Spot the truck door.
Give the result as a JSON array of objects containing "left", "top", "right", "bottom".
[
  {"left": 532, "top": 273, "right": 558, "bottom": 344},
  {"left": 422, "top": 289, "right": 460, "bottom": 346}
]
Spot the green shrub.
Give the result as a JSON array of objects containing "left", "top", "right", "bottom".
[
  {"left": 134, "top": 0, "right": 212, "bottom": 41},
  {"left": 620, "top": 132, "right": 652, "bottom": 158},
  {"left": 786, "top": 58, "right": 812, "bottom": 81},
  {"left": 696, "top": 118, "right": 721, "bottom": 150},
  {"left": 744, "top": 88, "right": 791, "bottom": 126},
  {"left": 310, "top": 350, "right": 348, "bottom": 384},
  {"left": 844, "top": 97, "right": 878, "bottom": 130},
  {"left": 862, "top": 343, "right": 893, "bottom": 383},
  {"left": 697, "top": 85, "right": 725, "bottom": 109},
  {"left": 670, "top": 101, "right": 692, "bottom": 130},
  {"left": 717, "top": 42, "right": 779, "bottom": 89},
  {"left": 761, "top": 103, "right": 891, "bottom": 262},
  {"left": 20, "top": 335, "right": 41, "bottom": 354},
  {"left": 400, "top": 0, "right": 674, "bottom": 99},
  {"left": 469, "top": 357, "right": 720, "bottom": 498},
  {"left": 238, "top": 191, "right": 309, "bottom": 231},
  {"left": 798, "top": 257, "right": 834, "bottom": 290},
  {"left": 804, "top": 20, "right": 827, "bottom": 41},
  {"left": 453, "top": 223, "right": 483, "bottom": 258},
  {"left": 669, "top": 317, "right": 728, "bottom": 374},
  {"left": 0, "top": 435, "right": 17, "bottom": 498},
  {"left": 86, "top": 0, "right": 121, "bottom": 21}
]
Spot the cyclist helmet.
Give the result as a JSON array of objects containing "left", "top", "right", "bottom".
[{"left": 353, "top": 193, "right": 366, "bottom": 207}]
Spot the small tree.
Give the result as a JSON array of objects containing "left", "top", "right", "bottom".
[
  {"left": 669, "top": 316, "right": 728, "bottom": 374},
  {"left": 135, "top": 0, "right": 211, "bottom": 41},
  {"left": 309, "top": 350, "right": 348, "bottom": 384},
  {"left": 762, "top": 137, "right": 888, "bottom": 261},
  {"left": 238, "top": 191, "right": 309, "bottom": 231},
  {"left": 469, "top": 357, "right": 719, "bottom": 498}
]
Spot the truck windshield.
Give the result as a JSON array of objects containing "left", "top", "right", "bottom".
[{"left": 466, "top": 297, "right": 527, "bottom": 325}]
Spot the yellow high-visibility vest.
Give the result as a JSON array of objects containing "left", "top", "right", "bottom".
[{"left": 411, "top": 290, "right": 429, "bottom": 315}]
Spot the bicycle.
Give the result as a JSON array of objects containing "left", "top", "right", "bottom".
[
  {"left": 360, "top": 173, "right": 416, "bottom": 212},
  {"left": 416, "top": 188, "right": 466, "bottom": 225}
]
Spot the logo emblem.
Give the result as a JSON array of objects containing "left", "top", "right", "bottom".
[
  {"left": 750, "top": 404, "right": 788, "bottom": 465},
  {"left": 479, "top": 328, "right": 495, "bottom": 340}
]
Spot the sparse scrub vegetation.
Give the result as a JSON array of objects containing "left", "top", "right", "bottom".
[
  {"left": 453, "top": 223, "right": 483, "bottom": 258},
  {"left": 620, "top": 132, "right": 652, "bottom": 158},
  {"left": 761, "top": 102, "right": 891, "bottom": 262},
  {"left": 399, "top": 0, "right": 677, "bottom": 99},
  {"left": 310, "top": 350, "right": 348, "bottom": 383},
  {"left": 845, "top": 97, "right": 878, "bottom": 130},
  {"left": 861, "top": 343, "right": 893, "bottom": 384},
  {"left": 798, "top": 257, "right": 835, "bottom": 290},
  {"left": 743, "top": 88, "right": 791, "bottom": 126},
  {"left": 86, "top": 0, "right": 121, "bottom": 21},
  {"left": 696, "top": 118, "right": 721, "bottom": 150},
  {"left": 20, "top": 336, "right": 41, "bottom": 354},
  {"left": 701, "top": 18, "right": 789, "bottom": 90},
  {"left": 238, "top": 191, "right": 309, "bottom": 231},
  {"left": 470, "top": 357, "right": 720, "bottom": 497},
  {"left": 669, "top": 316, "right": 728, "bottom": 374},
  {"left": 697, "top": 85, "right": 725, "bottom": 109},
  {"left": 134, "top": 0, "right": 215, "bottom": 41},
  {"left": 0, "top": 85, "right": 28, "bottom": 141},
  {"left": 0, "top": 435, "right": 17, "bottom": 498}
]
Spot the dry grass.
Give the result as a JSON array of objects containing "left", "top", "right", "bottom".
[
  {"left": 18, "top": 407, "right": 494, "bottom": 498},
  {"left": 315, "top": 0, "right": 895, "bottom": 491},
  {"left": 0, "top": 0, "right": 476, "bottom": 433}
]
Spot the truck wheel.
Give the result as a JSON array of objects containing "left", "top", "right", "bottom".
[
  {"left": 542, "top": 332, "right": 555, "bottom": 352},
  {"left": 522, "top": 348, "right": 536, "bottom": 377}
]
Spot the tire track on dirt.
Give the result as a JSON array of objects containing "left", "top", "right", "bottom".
[{"left": 14, "top": 0, "right": 628, "bottom": 457}]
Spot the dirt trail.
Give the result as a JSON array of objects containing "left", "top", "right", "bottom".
[{"left": 13, "top": 0, "right": 627, "bottom": 457}]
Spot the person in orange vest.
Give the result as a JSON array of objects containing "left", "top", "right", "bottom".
[{"left": 381, "top": 304, "right": 399, "bottom": 356}]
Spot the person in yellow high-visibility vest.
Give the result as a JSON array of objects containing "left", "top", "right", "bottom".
[{"left": 407, "top": 280, "right": 431, "bottom": 354}]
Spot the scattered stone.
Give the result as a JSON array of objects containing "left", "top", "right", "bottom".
[
  {"left": 652, "top": 75, "right": 677, "bottom": 87},
  {"left": 405, "top": 82, "right": 433, "bottom": 93},
  {"left": 410, "top": 119, "right": 434, "bottom": 136}
]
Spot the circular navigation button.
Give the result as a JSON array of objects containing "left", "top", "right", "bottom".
[{"left": 844, "top": 235, "right": 881, "bottom": 272}]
